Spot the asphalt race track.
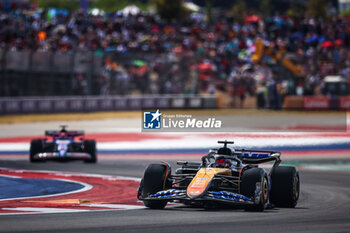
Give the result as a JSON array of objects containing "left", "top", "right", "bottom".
[
  {"left": 0, "top": 159, "right": 350, "bottom": 233},
  {"left": 0, "top": 111, "right": 349, "bottom": 233}
]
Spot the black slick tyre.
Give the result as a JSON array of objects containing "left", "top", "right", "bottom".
[
  {"left": 240, "top": 168, "right": 269, "bottom": 212},
  {"left": 270, "top": 166, "right": 300, "bottom": 208},
  {"left": 142, "top": 164, "right": 169, "bottom": 209},
  {"left": 84, "top": 140, "right": 97, "bottom": 163},
  {"left": 30, "top": 139, "right": 44, "bottom": 163}
]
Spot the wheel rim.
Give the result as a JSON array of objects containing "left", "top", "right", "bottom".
[
  {"left": 262, "top": 178, "right": 268, "bottom": 201},
  {"left": 293, "top": 175, "right": 300, "bottom": 201}
]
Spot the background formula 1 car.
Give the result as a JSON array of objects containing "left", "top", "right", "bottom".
[
  {"left": 29, "top": 125, "right": 97, "bottom": 163},
  {"left": 138, "top": 140, "right": 300, "bottom": 211}
]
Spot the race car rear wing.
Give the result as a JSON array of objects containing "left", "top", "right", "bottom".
[
  {"left": 234, "top": 150, "right": 281, "bottom": 166},
  {"left": 45, "top": 130, "right": 85, "bottom": 137}
]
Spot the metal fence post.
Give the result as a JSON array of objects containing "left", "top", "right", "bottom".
[
  {"left": 88, "top": 52, "right": 94, "bottom": 95},
  {"left": 26, "top": 51, "right": 34, "bottom": 96},
  {"left": 49, "top": 52, "right": 55, "bottom": 95},
  {"left": 194, "top": 52, "right": 199, "bottom": 94},
  {"left": 70, "top": 52, "right": 76, "bottom": 94},
  {"left": 0, "top": 50, "right": 6, "bottom": 97}
]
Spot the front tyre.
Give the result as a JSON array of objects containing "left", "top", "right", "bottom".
[
  {"left": 270, "top": 166, "right": 300, "bottom": 208},
  {"left": 240, "top": 168, "right": 269, "bottom": 212},
  {"left": 29, "top": 139, "right": 44, "bottom": 163},
  {"left": 142, "top": 164, "right": 170, "bottom": 209},
  {"left": 84, "top": 140, "right": 97, "bottom": 163}
]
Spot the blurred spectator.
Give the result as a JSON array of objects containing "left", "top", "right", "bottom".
[
  {"left": 0, "top": 7, "right": 349, "bottom": 108},
  {"left": 72, "top": 73, "right": 88, "bottom": 95}
]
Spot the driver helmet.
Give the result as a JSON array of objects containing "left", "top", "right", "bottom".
[
  {"left": 216, "top": 158, "right": 232, "bottom": 168},
  {"left": 217, "top": 147, "right": 232, "bottom": 155},
  {"left": 59, "top": 131, "right": 68, "bottom": 138}
]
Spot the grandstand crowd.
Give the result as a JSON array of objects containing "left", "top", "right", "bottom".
[{"left": 1, "top": 7, "right": 350, "bottom": 108}]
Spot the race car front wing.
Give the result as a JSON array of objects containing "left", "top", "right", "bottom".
[
  {"left": 33, "top": 152, "right": 92, "bottom": 160},
  {"left": 142, "top": 189, "right": 258, "bottom": 205}
]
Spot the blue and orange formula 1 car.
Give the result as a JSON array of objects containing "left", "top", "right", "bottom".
[
  {"left": 138, "top": 140, "right": 299, "bottom": 211},
  {"left": 29, "top": 125, "right": 97, "bottom": 163}
]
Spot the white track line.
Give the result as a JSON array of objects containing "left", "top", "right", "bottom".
[
  {"left": 1, "top": 135, "right": 350, "bottom": 151},
  {"left": 81, "top": 204, "right": 145, "bottom": 210},
  {"left": 0, "top": 205, "right": 145, "bottom": 215},
  {"left": 0, "top": 167, "right": 141, "bottom": 182},
  {"left": 1, "top": 207, "right": 91, "bottom": 214}
]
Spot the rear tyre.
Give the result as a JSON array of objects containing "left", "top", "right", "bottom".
[
  {"left": 270, "top": 166, "right": 300, "bottom": 208},
  {"left": 29, "top": 139, "right": 44, "bottom": 163},
  {"left": 84, "top": 140, "right": 97, "bottom": 163},
  {"left": 142, "top": 164, "right": 170, "bottom": 209},
  {"left": 240, "top": 168, "right": 269, "bottom": 212}
]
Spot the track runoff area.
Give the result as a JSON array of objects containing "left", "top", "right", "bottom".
[{"left": 0, "top": 110, "right": 350, "bottom": 217}]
